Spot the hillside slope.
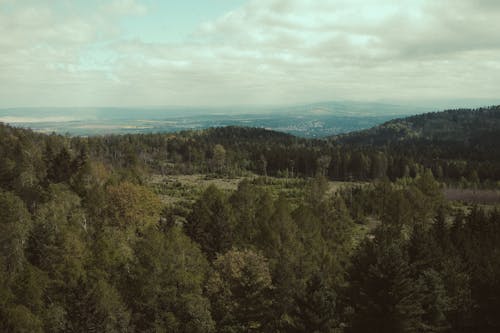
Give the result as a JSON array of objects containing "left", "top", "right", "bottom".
[
  {"left": 3, "top": 106, "right": 500, "bottom": 184},
  {"left": 336, "top": 105, "right": 500, "bottom": 147}
]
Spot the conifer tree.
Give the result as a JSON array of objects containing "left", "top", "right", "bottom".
[
  {"left": 348, "top": 228, "right": 424, "bottom": 333},
  {"left": 186, "top": 185, "right": 235, "bottom": 259}
]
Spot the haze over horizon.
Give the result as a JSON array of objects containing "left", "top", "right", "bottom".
[{"left": 2, "top": 0, "right": 500, "bottom": 109}]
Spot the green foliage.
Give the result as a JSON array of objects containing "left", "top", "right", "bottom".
[
  {"left": 0, "top": 191, "right": 31, "bottom": 278},
  {"left": 207, "top": 248, "right": 273, "bottom": 333},
  {"left": 419, "top": 269, "right": 450, "bottom": 332},
  {"left": 125, "top": 226, "right": 213, "bottom": 332},
  {"left": 305, "top": 175, "right": 329, "bottom": 207},
  {"left": 186, "top": 185, "right": 235, "bottom": 259},
  {"left": 348, "top": 230, "right": 424, "bottom": 333},
  {"left": 229, "top": 180, "right": 269, "bottom": 246},
  {"left": 2, "top": 304, "right": 44, "bottom": 333},
  {"left": 65, "top": 277, "right": 131, "bottom": 332},
  {"left": 27, "top": 184, "right": 87, "bottom": 287},
  {"left": 292, "top": 272, "right": 339, "bottom": 333},
  {"left": 1, "top": 113, "right": 499, "bottom": 332},
  {"left": 105, "top": 181, "right": 162, "bottom": 232}
]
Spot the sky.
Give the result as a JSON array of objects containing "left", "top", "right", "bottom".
[{"left": 1, "top": 0, "right": 500, "bottom": 108}]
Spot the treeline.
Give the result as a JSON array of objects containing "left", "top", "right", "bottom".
[
  {"left": 337, "top": 105, "right": 500, "bottom": 184},
  {"left": 339, "top": 105, "right": 500, "bottom": 145},
  {"left": 4, "top": 106, "right": 500, "bottom": 187},
  {"left": 75, "top": 106, "right": 500, "bottom": 184}
]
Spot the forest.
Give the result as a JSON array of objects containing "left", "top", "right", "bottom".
[{"left": 1, "top": 106, "right": 500, "bottom": 332}]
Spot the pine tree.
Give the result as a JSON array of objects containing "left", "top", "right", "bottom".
[
  {"left": 348, "top": 228, "right": 424, "bottom": 333},
  {"left": 206, "top": 248, "right": 273, "bottom": 333},
  {"left": 292, "top": 272, "right": 339, "bottom": 333},
  {"left": 185, "top": 185, "right": 235, "bottom": 260}
]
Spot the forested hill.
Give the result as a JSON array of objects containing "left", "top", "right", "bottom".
[
  {"left": 191, "top": 126, "right": 297, "bottom": 144},
  {"left": 3, "top": 105, "right": 500, "bottom": 184},
  {"left": 336, "top": 105, "right": 500, "bottom": 147},
  {"left": 1, "top": 110, "right": 500, "bottom": 332}
]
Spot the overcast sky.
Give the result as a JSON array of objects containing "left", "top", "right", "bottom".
[{"left": 1, "top": 0, "right": 500, "bottom": 108}]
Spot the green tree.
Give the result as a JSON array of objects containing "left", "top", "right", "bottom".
[
  {"left": 230, "top": 181, "right": 266, "bottom": 246},
  {"left": 127, "top": 226, "right": 213, "bottom": 332},
  {"left": 212, "top": 144, "right": 226, "bottom": 174},
  {"left": 418, "top": 269, "right": 450, "bottom": 332},
  {"left": 292, "top": 272, "right": 339, "bottom": 333},
  {"left": 65, "top": 277, "right": 131, "bottom": 333},
  {"left": 410, "top": 170, "right": 443, "bottom": 223},
  {"left": 206, "top": 248, "right": 273, "bottom": 333},
  {"left": 292, "top": 205, "right": 324, "bottom": 282},
  {"left": 186, "top": 185, "right": 234, "bottom": 259},
  {"left": 0, "top": 192, "right": 31, "bottom": 278},
  {"left": 305, "top": 175, "right": 329, "bottom": 208},
  {"left": 105, "top": 181, "right": 162, "bottom": 233},
  {"left": 316, "top": 155, "right": 331, "bottom": 177},
  {"left": 263, "top": 195, "right": 303, "bottom": 331},
  {"left": 45, "top": 147, "right": 75, "bottom": 184},
  {"left": 315, "top": 195, "right": 354, "bottom": 281},
  {"left": 27, "top": 185, "right": 87, "bottom": 287},
  {"left": 348, "top": 229, "right": 424, "bottom": 333}
]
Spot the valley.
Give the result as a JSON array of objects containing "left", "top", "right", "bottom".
[{"left": 0, "top": 101, "right": 430, "bottom": 138}]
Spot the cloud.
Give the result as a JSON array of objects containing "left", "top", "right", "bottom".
[
  {"left": 101, "top": 0, "right": 148, "bottom": 16},
  {"left": 1, "top": 0, "right": 500, "bottom": 107},
  {"left": 198, "top": 0, "right": 500, "bottom": 62}
]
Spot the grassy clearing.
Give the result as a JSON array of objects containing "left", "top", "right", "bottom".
[
  {"left": 148, "top": 174, "right": 241, "bottom": 205},
  {"left": 148, "top": 174, "right": 360, "bottom": 205},
  {"left": 351, "top": 216, "right": 380, "bottom": 248}
]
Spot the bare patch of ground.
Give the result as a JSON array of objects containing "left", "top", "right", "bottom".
[{"left": 443, "top": 188, "right": 500, "bottom": 205}]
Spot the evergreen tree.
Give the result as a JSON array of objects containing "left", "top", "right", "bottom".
[
  {"left": 348, "top": 228, "right": 424, "bottom": 333},
  {"left": 126, "top": 226, "right": 213, "bottom": 332},
  {"left": 186, "top": 185, "right": 235, "bottom": 260},
  {"left": 292, "top": 272, "right": 339, "bottom": 333},
  {"left": 206, "top": 248, "right": 273, "bottom": 333}
]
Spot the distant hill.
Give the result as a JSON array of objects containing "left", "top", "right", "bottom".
[
  {"left": 2, "top": 106, "right": 500, "bottom": 183},
  {"left": 0, "top": 102, "right": 430, "bottom": 138},
  {"left": 335, "top": 105, "right": 500, "bottom": 148}
]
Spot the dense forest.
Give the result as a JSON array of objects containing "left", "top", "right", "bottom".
[
  {"left": 66, "top": 105, "right": 500, "bottom": 185},
  {"left": 1, "top": 106, "right": 500, "bottom": 332}
]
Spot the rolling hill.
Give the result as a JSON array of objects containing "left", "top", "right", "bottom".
[{"left": 335, "top": 105, "right": 500, "bottom": 147}]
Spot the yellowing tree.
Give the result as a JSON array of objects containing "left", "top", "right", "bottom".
[
  {"left": 212, "top": 144, "right": 226, "bottom": 173},
  {"left": 105, "top": 182, "right": 162, "bottom": 232}
]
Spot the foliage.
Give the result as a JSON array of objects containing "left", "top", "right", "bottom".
[
  {"left": 1, "top": 107, "right": 500, "bottom": 332},
  {"left": 206, "top": 248, "right": 273, "bottom": 333}
]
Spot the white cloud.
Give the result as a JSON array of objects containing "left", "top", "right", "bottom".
[
  {"left": 1, "top": 0, "right": 500, "bottom": 107},
  {"left": 101, "top": 0, "right": 148, "bottom": 16}
]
